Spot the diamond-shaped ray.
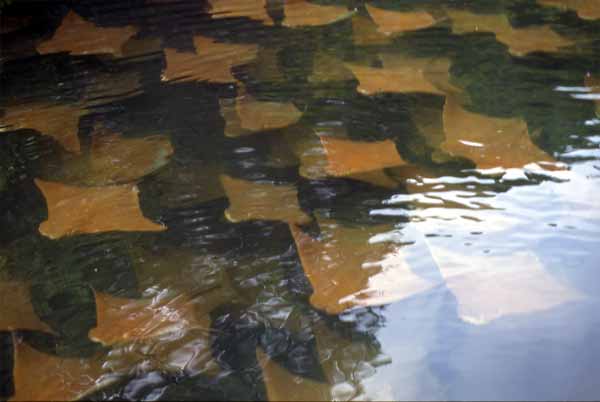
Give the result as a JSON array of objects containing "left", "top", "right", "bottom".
[
  {"left": 35, "top": 179, "right": 166, "bottom": 239},
  {"left": 282, "top": 0, "right": 354, "bottom": 27},
  {"left": 220, "top": 174, "right": 311, "bottom": 224},
  {"left": 162, "top": 35, "right": 258, "bottom": 84},
  {"left": 365, "top": 4, "right": 439, "bottom": 36},
  {"left": 36, "top": 11, "right": 137, "bottom": 57},
  {"left": 345, "top": 54, "right": 457, "bottom": 96},
  {"left": 208, "top": 0, "right": 274, "bottom": 25},
  {"left": 0, "top": 103, "right": 85, "bottom": 154},
  {"left": 441, "top": 96, "right": 557, "bottom": 169}
]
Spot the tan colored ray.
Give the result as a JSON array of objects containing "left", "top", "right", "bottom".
[
  {"left": 11, "top": 333, "right": 113, "bottom": 401},
  {"left": 284, "top": 129, "right": 330, "bottom": 179},
  {"left": 538, "top": 0, "right": 600, "bottom": 20},
  {"left": 283, "top": 129, "right": 399, "bottom": 188},
  {"left": 447, "top": 9, "right": 574, "bottom": 56},
  {"left": 0, "top": 103, "right": 84, "bottom": 153},
  {"left": 441, "top": 96, "right": 555, "bottom": 169},
  {"left": 308, "top": 52, "right": 355, "bottom": 84},
  {"left": 0, "top": 281, "right": 53, "bottom": 333},
  {"left": 220, "top": 174, "right": 311, "bottom": 224},
  {"left": 84, "top": 132, "right": 173, "bottom": 184},
  {"left": 162, "top": 35, "right": 258, "bottom": 83},
  {"left": 365, "top": 4, "right": 438, "bottom": 35},
  {"left": 35, "top": 179, "right": 165, "bottom": 239},
  {"left": 321, "top": 137, "right": 407, "bottom": 176},
  {"left": 90, "top": 290, "right": 217, "bottom": 345},
  {"left": 208, "top": 0, "right": 273, "bottom": 24},
  {"left": 221, "top": 93, "right": 303, "bottom": 137},
  {"left": 345, "top": 54, "right": 457, "bottom": 96},
  {"left": 36, "top": 11, "right": 137, "bottom": 57},
  {"left": 426, "top": 247, "right": 583, "bottom": 324},
  {"left": 290, "top": 220, "right": 396, "bottom": 314},
  {"left": 257, "top": 349, "right": 331, "bottom": 401},
  {"left": 283, "top": 0, "right": 354, "bottom": 27},
  {"left": 351, "top": 14, "right": 392, "bottom": 46}
]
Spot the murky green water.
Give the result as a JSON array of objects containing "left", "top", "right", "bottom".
[{"left": 1, "top": 0, "right": 600, "bottom": 400}]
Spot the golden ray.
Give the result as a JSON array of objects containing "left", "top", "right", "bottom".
[
  {"left": 10, "top": 333, "right": 113, "bottom": 401},
  {"left": 83, "top": 132, "right": 173, "bottom": 184},
  {"left": 162, "top": 35, "right": 258, "bottom": 83},
  {"left": 308, "top": 52, "right": 355, "bottom": 84},
  {"left": 537, "top": 0, "right": 600, "bottom": 20},
  {"left": 321, "top": 136, "right": 407, "bottom": 176},
  {"left": 365, "top": 4, "right": 438, "bottom": 35},
  {"left": 441, "top": 96, "right": 555, "bottom": 169},
  {"left": 283, "top": 129, "right": 401, "bottom": 188},
  {"left": 0, "top": 281, "right": 53, "bottom": 333},
  {"left": 36, "top": 11, "right": 137, "bottom": 57},
  {"left": 257, "top": 349, "right": 331, "bottom": 401},
  {"left": 283, "top": 129, "right": 330, "bottom": 179},
  {"left": 351, "top": 14, "right": 392, "bottom": 46},
  {"left": 283, "top": 0, "right": 354, "bottom": 27},
  {"left": 208, "top": 0, "right": 273, "bottom": 24},
  {"left": 345, "top": 54, "right": 457, "bottom": 96},
  {"left": 89, "top": 290, "right": 215, "bottom": 346},
  {"left": 426, "top": 247, "right": 583, "bottom": 324},
  {"left": 290, "top": 220, "right": 396, "bottom": 314},
  {"left": 35, "top": 179, "right": 165, "bottom": 239},
  {"left": 220, "top": 174, "right": 311, "bottom": 224},
  {"left": 221, "top": 93, "right": 303, "bottom": 137},
  {"left": 0, "top": 103, "right": 84, "bottom": 153},
  {"left": 447, "top": 9, "right": 574, "bottom": 56}
]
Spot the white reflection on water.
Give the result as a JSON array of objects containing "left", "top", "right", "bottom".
[{"left": 359, "top": 154, "right": 600, "bottom": 400}]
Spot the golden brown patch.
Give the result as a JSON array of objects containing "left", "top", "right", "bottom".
[
  {"left": 283, "top": 0, "right": 353, "bottom": 27},
  {"left": 220, "top": 174, "right": 311, "bottom": 224},
  {"left": 221, "top": 86, "right": 302, "bottom": 137},
  {"left": 0, "top": 103, "right": 84, "bottom": 153},
  {"left": 10, "top": 333, "right": 111, "bottom": 401},
  {"left": 321, "top": 137, "right": 407, "bottom": 176},
  {"left": 36, "top": 11, "right": 137, "bottom": 57},
  {"left": 365, "top": 4, "right": 438, "bottom": 35},
  {"left": 447, "top": 9, "right": 574, "bottom": 56},
  {"left": 35, "top": 179, "right": 165, "bottom": 239},
  {"left": 0, "top": 281, "right": 53, "bottom": 333},
  {"left": 90, "top": 291, "right": 213, "bottom": 345},
  {"left": 162, "top": 35, "right": 258, "bottom": 83},
  {"left": 345, "top": 54, "right": 457, "bottom": 96},
  {"left": 208, "top": 0, "right": 273, "bottom": 24},
  {"left": 441, "top": 97, "right": 555, "bottom": 169},
  {"left": 290, "top": 220, "right": 395, "bottom": 314}
]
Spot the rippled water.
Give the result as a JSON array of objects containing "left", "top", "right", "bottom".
[{"left": 1, "top": 0, "right": 600, "bottom": 400}]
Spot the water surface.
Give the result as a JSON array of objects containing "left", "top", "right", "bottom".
[{"left": 1, "top": 0, "right": 600, "bottom": 400}]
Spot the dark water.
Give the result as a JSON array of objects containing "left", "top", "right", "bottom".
[{"left": 1, "top": 0, "right": 600, "bottom": 400}]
